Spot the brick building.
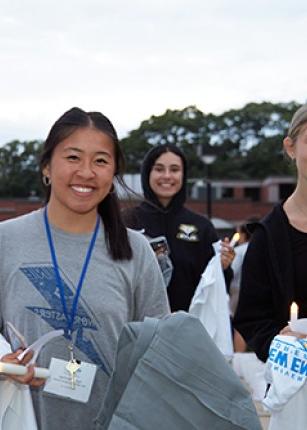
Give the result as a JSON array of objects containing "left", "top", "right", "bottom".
[
  {"left": 189, "top": 175, "right": 295, "bottom": 222},
  {"left": 0, "top": 175, "right": 295, "bottom": 228}
]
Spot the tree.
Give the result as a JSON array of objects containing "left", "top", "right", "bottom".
[
  {"left": 120, "top": 101, "right": 300, "bottom": 179},
  {"left": 0, "top": 140, "right": 43, "bottom": 197},
  {"left": 121, "top": 106, "right": 206, "bottom": 176},
  {"left": 0, "top": 101, "right": 300, "bottom": 198},
  {"left": 206, "top": 101, "right": 299, "bottom": 179}
]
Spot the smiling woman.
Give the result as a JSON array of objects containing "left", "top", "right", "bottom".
[
  {"left": 123, "top": 143, "right": 235, "bottom": 312},
  {"left": 0, "top": 107, "right": 170, "bottom": 430}
]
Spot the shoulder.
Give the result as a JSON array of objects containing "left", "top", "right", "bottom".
[
  {"left": 262, "top": 203, "right": 285, "bottom": 225},
  {"left": 240, "top": 211, "right": 281, "bottom": 261},
  {"left": 0, "top": 209, "right": 42, "bottom": 235},
  {"left": 126, "top": 228, "right": 160, "bottom": 271},
  {"left": 127, "top": 228, "right": 154, "bottom": 254},
  {"left": 250, "top": 203, "right": 287, "bottom": 242}
]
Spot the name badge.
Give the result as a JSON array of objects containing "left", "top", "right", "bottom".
[{"left": 43, "top": 358, "right": 97, "bottom": 403}]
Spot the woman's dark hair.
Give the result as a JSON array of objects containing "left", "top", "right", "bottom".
[{"left": 40, "top": 107, "right": 132, "bottom": 261}]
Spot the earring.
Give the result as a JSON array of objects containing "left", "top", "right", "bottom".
[{"left": 42, "top": 175, "right": 51, "bottom": 186}]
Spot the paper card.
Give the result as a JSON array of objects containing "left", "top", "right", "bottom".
[
  {"left": 17, "top": 329, "right": 64, "bottom": 364},
  {"left": 6, "top": 321, "right": 64, "bottom": 365},
  {"left": 43, "top": 358, "right": 97, "bottom": 403}
]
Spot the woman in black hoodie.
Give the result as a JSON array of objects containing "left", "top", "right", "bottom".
[
  {"left": 124, "top": 144, "right": 234, "bottom": 312},
  {"left": 234, "top": 104, "right": 307, "bottom": 362}
]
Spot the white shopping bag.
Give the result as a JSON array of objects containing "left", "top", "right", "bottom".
[
  {"left": 232, "top": 352, "right": 266, "bottom": 401},
  {"left": 0, "top": 334, "right": 38, "bottom": 430},
  {"left": 262, "top": 335, "right": 307, "bottom": 430},
  {"left": 189, "top": 241, "right": 234, "bottom": 359}
]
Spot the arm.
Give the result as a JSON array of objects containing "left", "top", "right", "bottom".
[
  {"left": 202, "top": 224, "right": 235, "bottom": 291},
  {"left": 233, "top": 228, "right": 285, "bottom": 362},
  {"left": 0, "top": 230, "right": 42, "bottom": 386},
  {"left": 220, "top": 237, "right": 235, "bottom": 292},
  {"left": 0, "top": 349, "right": 45, "bottom": 387}
]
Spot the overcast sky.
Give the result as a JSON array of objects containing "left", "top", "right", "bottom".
[{"left": 0, "top": 0, "right": 306, "bottom": 145}]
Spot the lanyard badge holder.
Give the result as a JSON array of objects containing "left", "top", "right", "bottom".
[{"left": 43, "top": 207, "right": 98, "bottom": 403}]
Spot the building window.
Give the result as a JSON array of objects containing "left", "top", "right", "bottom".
[
  {"left": 244, "top": 187, "right": 260, "bottom": 202},
  {"left": 221, "top": 187, "right": 234, "bottom": 199}
]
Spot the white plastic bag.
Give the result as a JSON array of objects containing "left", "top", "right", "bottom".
[
  {"left": 189, "top": 241, "right": 234, "bottom": 359},
  {"left": 0, "top": 334, "right": 38, "bottom": 430},
  {"left": 263, "top": 335, "right": 307, "bottom": 430}
]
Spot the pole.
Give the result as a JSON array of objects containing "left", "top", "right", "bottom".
[
  {"left": 201, "top": 152, "right": 216, "bottom": 219},
  {"left": 206, "top": 163, "right": 213, "bottom": 219},
  {"left": 207, "top": 179, "right": 212, "bottom": 219}
]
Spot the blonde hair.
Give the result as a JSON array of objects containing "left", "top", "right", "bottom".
[{"left": 288, "top": 104, "right": 307, "bottom": 141}]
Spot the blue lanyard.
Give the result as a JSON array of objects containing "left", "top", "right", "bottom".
[{"left": 43, "top": 207, "right": 100, "bottom": 338}]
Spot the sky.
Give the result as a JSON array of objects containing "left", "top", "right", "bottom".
[{"left": 0, "top": 0, "right": 307, "bottom": 146}]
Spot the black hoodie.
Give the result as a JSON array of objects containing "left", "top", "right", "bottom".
[
  {"left": 234, "top": 204, "right": 296, "bottom": 362},
  {"left": 124, "top": 144, "right": 223, "bottom": 311}
]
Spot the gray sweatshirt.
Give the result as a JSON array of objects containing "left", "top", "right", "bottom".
[{"left": 0, "top": 209, "right": 170, "bottom": 430}]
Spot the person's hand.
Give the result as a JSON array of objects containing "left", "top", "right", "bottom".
[
  {"left": 0, "top": 349, "right": 45, "bottom": 387},
  {"left": 279, "top": 325, "right": 307, "bottom": 339},
  {"left": 220, "top": 237, "right": 235, "bottom": 270}
]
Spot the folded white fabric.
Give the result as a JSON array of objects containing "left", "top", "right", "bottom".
[
  {"left": 0, "top": 334, "right": 37, "bottom": 430},
  {"left": 263, "top": 335, "right": 307, "bottom": 412},
  {"left": 263, "top": 335, "right": 307, "bottom": 430},
  {"left": 189, "top": 241, "right": 233, "bottom": 358}
]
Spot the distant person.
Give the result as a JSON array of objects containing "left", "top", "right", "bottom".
[
  {"left": 123, "top": 143, "right": 235, "bottom": 311},
  {"left": 229, "top": 220, "right": 257, "bottom": 352},
  {"left": 234, "top": 104, "right": 307, "bottom": 362},
  {"left": 0, "top": 107, "right": 170, "bottom": 429}
]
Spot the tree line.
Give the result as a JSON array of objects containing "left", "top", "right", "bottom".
[{"left": 0, "top": 101, "right": 299, "bottom": 198}]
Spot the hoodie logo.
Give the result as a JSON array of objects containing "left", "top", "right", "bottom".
[{"left": 176, "top": 224, "right": 199, "bottom": 241}]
